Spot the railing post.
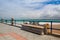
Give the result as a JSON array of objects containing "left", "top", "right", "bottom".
[
  {"left": 51, "top": 21, "right": 52, "bottom": 34},
  {"left": 11, "top": 17, "right": 14, "bottom": 26},
  {"left": 1, "top": 18, "right": 4, "bottom": 23},
  {"left": 15, "top": 20, "right": 16, "bottom": 26},
  {"left": 5, "top": 20, "right": 7, "bottom": 24}
]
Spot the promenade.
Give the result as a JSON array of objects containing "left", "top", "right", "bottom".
[{"left": 0, "top": 23, "right": 60, "bottom": 40}]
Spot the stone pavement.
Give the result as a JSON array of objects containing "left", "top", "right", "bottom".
[
  {"left": 0, "top": 23, "right": 27, "bottom": 40},
  {"left": 0, "top": 35, "right": 16, "bottom": 40},
  {"left": 0, "top": 23, "right": 60, "bottom": 40},
  {"left": 0, "top": 32, "right": 27, "bottom": 40}
]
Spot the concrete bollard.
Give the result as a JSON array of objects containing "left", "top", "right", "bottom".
[
  {"left": 44, "top": 23, "right": 50, "bottom": 34},
  {"left": 11, "top": 17, "right": 14, "bottom": 26}
]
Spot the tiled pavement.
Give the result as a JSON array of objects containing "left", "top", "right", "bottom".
[
  {"left": 0, "top": 23, "right": 27, "bottom": 40},
  {"left": 0, "top": 23, "right": 60, "bottom": 40},
  {"left": 0, "top": 32, "right": 27, "bottom": 40},
  {"left": 0, "top": 35, "right": 16, "bottom": 40}
]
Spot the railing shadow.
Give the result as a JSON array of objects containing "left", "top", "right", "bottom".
[
  {"left": 49, "top": 34, "right": 60, "bottom": 38},
  {"left": 3, "top": 23, "right": 22, "bottom": 28},
  {"left": 13, "top": 25, "right": 22, "bottom": 28}
]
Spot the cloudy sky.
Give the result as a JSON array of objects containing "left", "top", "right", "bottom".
[{"left": 0, "top": 0, "right": 60, "bottom": 19}]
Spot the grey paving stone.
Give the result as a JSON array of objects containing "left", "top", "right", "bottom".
[
  {"left": 3, "top": 35, "right": 16, "bottom": 40},
  {"left": 0, "top": 35, "right": 16, "bottom": 40},
  {"left": 0, "top": 23, "right": 60, "bottom": 40},
  {"left": 0, "top": 37, "right": 5, "bottom": 40}
]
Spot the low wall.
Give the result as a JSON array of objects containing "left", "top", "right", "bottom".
[{"left": 21, "top": 25, "right": 44, "bottom": 35}]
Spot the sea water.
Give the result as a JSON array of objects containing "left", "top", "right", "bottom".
[
  {"left": 4, "top": 20, "right": 24, "bottom": 24},
  {"left": 1, "top": 19, "right": 60, "bottom": 25}
]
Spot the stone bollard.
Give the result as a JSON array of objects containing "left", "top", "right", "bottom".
[
  {"left": 11, "top": 18, "right": 14, "bottom": 26},
  {"left": 44, "top": 23, "right": 50, "bottom": 35}
]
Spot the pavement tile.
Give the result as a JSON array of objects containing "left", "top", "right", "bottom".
[
  {"left": 9, "top": 32, "right": 27, "bottom": 40},
  {"left": 3, "top": 35, "right": 16, "bottom": 40},
  {"left": 0, "top": 32, "right": 27, "bottom": 40},
  {"left": 0, "top": 23, "right": 60, "bottom": 40}
]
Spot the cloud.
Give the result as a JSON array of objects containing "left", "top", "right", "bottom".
[
  {"left": 19, "top": 0, "right": 60, "bottom": 10},
  {"left": 39, "top": 4, "right": 60, "bottom": 19},
  {"left": 0, "top": 0, "right": 60, "bottom": 19},
  {"left": 19, "top": 0, "right": 49, "bottom": 10}
]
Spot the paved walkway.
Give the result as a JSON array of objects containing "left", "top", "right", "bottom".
[
  {"left": 0, "top": 23, "right": 60, "bottom": 40},
  {"left": 0, "top": 32, "right": 27, "bottom": 40}
]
